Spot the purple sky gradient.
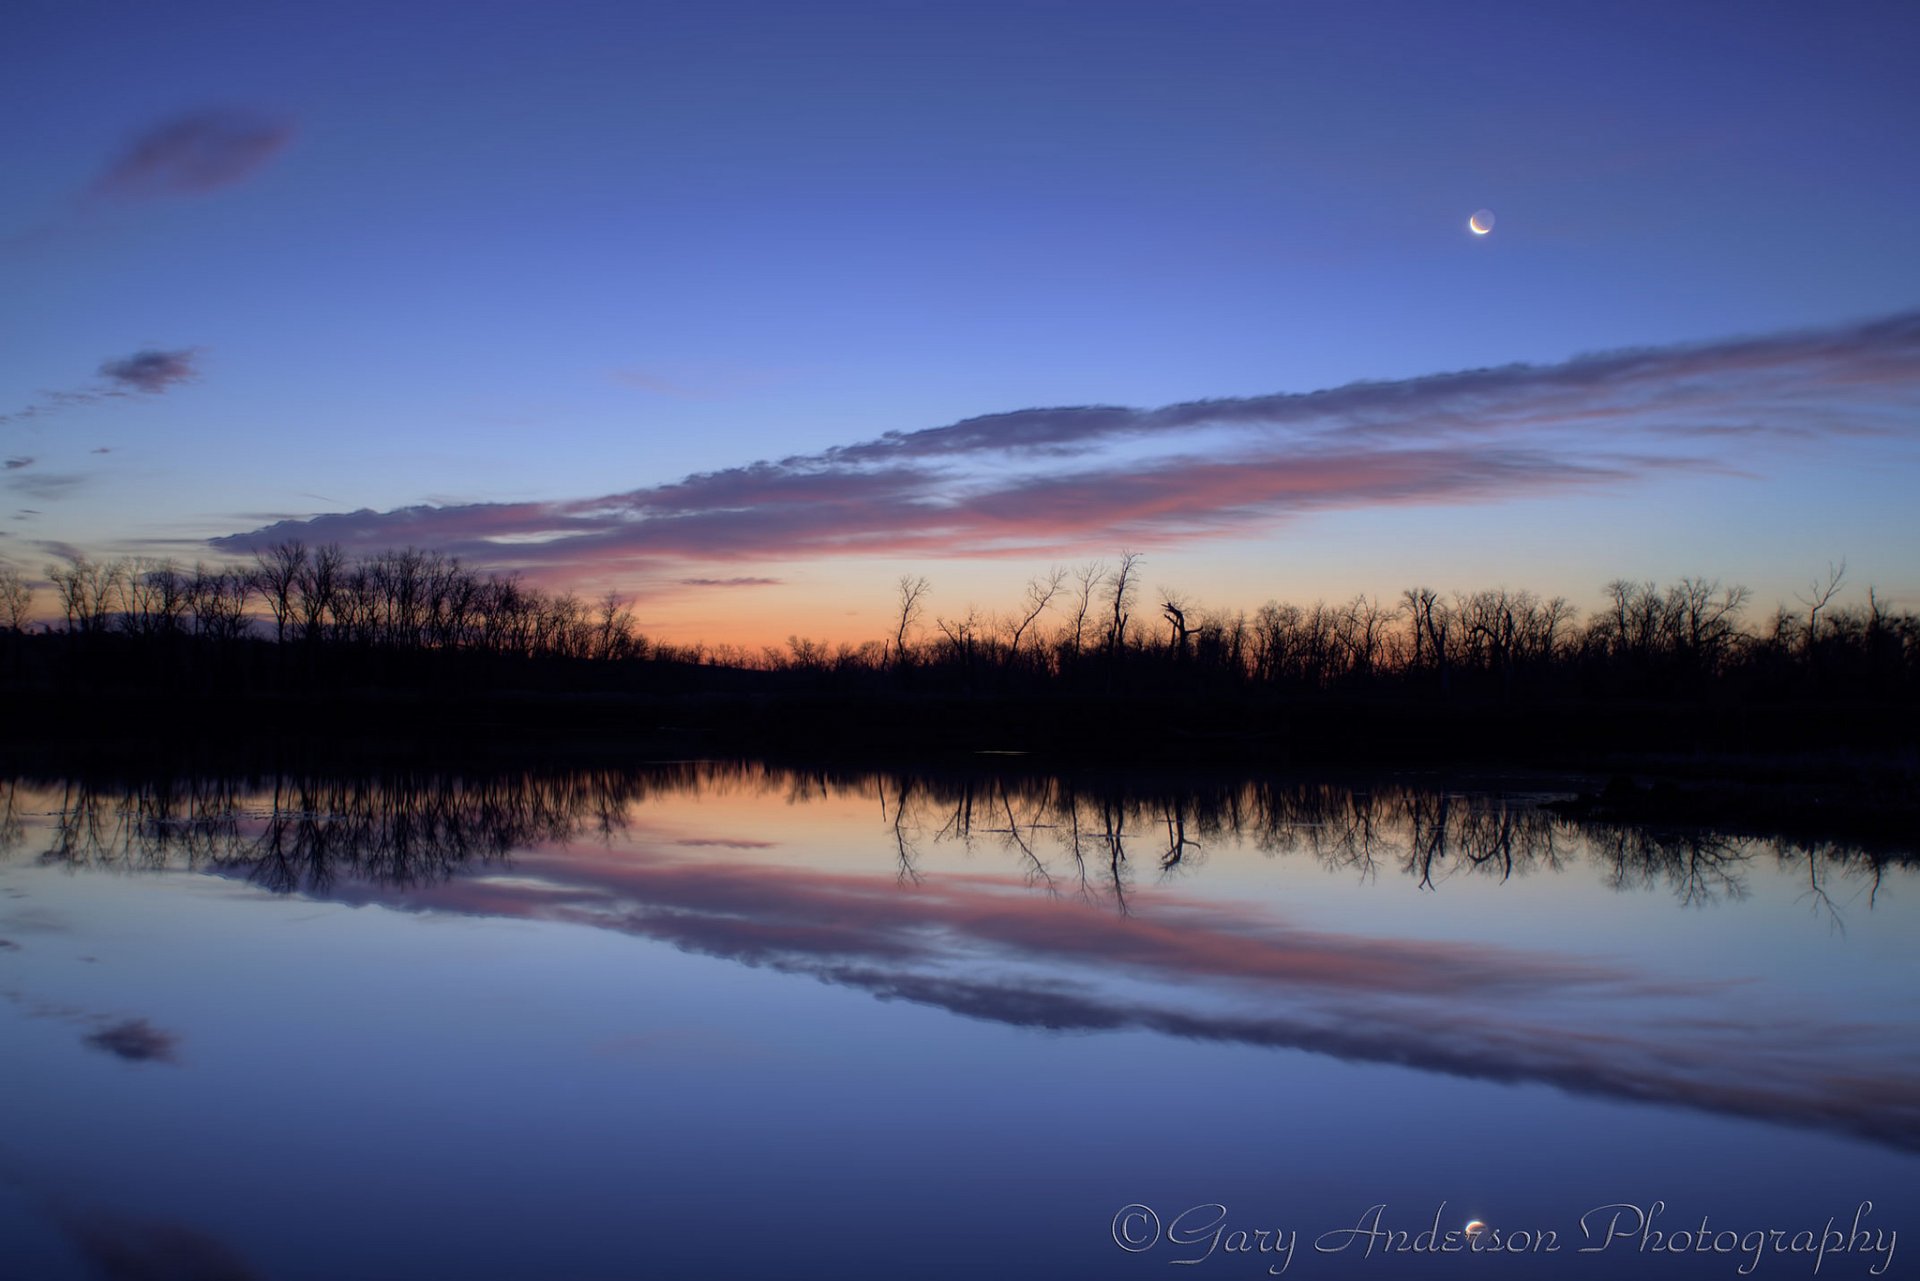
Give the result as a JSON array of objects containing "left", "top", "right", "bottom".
[{"left": 3, "top": 1, "right": 1917, "bottom": 642}]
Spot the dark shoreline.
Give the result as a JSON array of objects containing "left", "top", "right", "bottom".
[
  {"left": 5, "top": 683, "right": 1915, "bottom": 856},
  {"left": 7, "top": 680, "right": 1914, "bottom": 757}
]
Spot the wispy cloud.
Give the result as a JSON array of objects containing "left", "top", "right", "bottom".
[
  {"left": 678, "top": 576, "right": 784, "bottom": 588},
  {"left": 88, "top": 108, "right": 294, "bottom": 201},
  {"left": 2, "top": 108, "right": 291, "bottom": 252},
  {"left": 4, "top": 471, "right": 86, "bottom": 502},
  {"left": 100, "top": 348, "right": 199, "bottom": 393},
  {"left": 611, "top": 367, "right": 700, "bottom": 397},
  {"left": 824, "top": 309, "right": 1920, "bottom": 464},
  {"left": 215, "top": 311, "right": 1920, "bottom": 571},
  {"left": 3, "top": 458, "right": 30, "bottom": 471},
  {"left": 1, "top": 347, "right": 201, "bottom": 426}
]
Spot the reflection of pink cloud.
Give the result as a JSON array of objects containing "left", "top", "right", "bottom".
[
  {"left": 341, "top": 845, "right": 1919, "bottom": 1153},
  {"left": 212, "top": 310, "right": 1920, "bottom": 573},
  {"left": 412, "top": 855, "right": 1686, "bottom": 998}
]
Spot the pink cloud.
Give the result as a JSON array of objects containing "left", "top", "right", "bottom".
[{"left": 211, "top": 310, "right": 1920, "bottom": 572}]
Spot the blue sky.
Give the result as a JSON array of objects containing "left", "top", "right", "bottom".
[{"left": 3, "top": 0, "right": 1916, "bottom": 643}]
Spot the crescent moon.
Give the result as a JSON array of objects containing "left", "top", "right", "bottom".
[{"left": 1469, "top": 209, "right": 1495, "bottom": 235}]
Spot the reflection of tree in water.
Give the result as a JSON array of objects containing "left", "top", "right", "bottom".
[
  {"left": 1775, "top": 836, "right": 1881, "bottom": 928},
  {"left": 803, "top": 767, "right": 1909, "bottom": 918},
  {"left": 1586, "top": 824, "right": 1750, "bottom": 908},
  {"left": 23, "top": 769, "right": 662, "bottom": 892},
  {"left": 8, "top": 762, "right": 1910, "bottom": 915},
  {"left": 0, "top": 779, "right": 24, "bottom": 857}
]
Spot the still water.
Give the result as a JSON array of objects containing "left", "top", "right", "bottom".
[{"left": 0, "top": 762, "right": 1912, "bottom": 1280}]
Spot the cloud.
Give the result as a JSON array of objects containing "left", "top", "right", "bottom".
[
  {"left": 3, "top": 472, "right": 86, "bottom": 502},
  {"left": 99, "top": 348, "right": 199, "bottom": 394},
  {"left": 89, "top": 108, "right": 294, "bottom": 201},
  {"left": 678, "top": 576, "right": 784, "bottom": 588},
  {"left": 824, "top": 309, "right": 1920, "bottom": 465},
  {"left": 3, "top": 458, "right": 30, "bottom": 470},
  {"left": 1, "top": 348, "right": 200, "bottom": 425},
  {"left": 213, "top": 310, "right": 1920, "bottom": 571},
  {"left": 82, "top": 1017, "right": 179, "bottom": 1064},
  {"left": 612, "top": 367, "right": 698, "bottom": 397}
]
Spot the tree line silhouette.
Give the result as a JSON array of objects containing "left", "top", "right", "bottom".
[{"left": 2, "top": 544, "right": 1915, "bottom": 758}]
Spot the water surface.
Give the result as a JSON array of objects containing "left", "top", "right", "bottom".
[{"left": 0, "top": 763, "right": 1912, "bottom": 1279}]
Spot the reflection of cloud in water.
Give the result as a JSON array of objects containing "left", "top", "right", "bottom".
[
  {"left": 14, "top": 765, "right": 1918, "bottom": 1153},
  {"left": 82, "top": 1017, "right": 180, "bottom": 1064},
  {"left": 2, "top": 988, "right": 182, "bottom": 1065},
  {"left": 374, "top": 847, "right": 1920, "bottom": 1154},
  {"left": 0, "top": 908, "right": 71, "bottom": 934},
  {"left": 59, "top": 1206, "right": 258, "bottom": 1281}
]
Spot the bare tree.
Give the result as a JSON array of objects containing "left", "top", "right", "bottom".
[
  {"left": 1400, "top": 587, "right": 1451, "bottom": 690},
  {"left": 1337, "top": 594, "right": 1388, "bottom": 677},
  {"left": 123, "top": 558, "right": 190, "bottom": 637},
  {"left": 46, "top": 554, "right": 126, "bottom": 635},
  {"left": 251, "top": 540, "right": 308, "bottom": 643},
  {"left": 935, "top": 605, "right": 982, "bottom": 670},
  {"left": 187, "top": 563, "right": 251, "bottom": 641},
  {"left": 1160, "top": 590, "right": 1191, "bottom": 659},
  {"left": 0, "top": 564, "right": 31, "bottom": 632},
  {"left": 891, "top": 574, "right": 930, "bottom": 667},
  {"left": 1103, "top": 551, "right": 1141, "bottom": 655},
  {"left": 1061, "top": 560, "right": 1104, "bottom": 658},
  {"left": 594, "top": 591, "right": 638, "bottom": 661},
  {"left": 1002, "top": 567, "right": 1064, "bottom": 669},
  {"left": 1796, "top": 559, "right": 1846, "bottom": 659},
  {"left": 295, "top": 543, "right": 344, "bottom": 644},
  {"left": 1667, "top": 577, "right": 1748, "bottom": 673}
]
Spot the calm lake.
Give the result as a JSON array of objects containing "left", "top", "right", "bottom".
[{"left": 1, "top": 762, "right": 1913, "bottom": 1280}]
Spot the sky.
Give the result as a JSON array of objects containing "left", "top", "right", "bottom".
[{"left": 3, "top": 0, "right": 1917, "bottom": 647}]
